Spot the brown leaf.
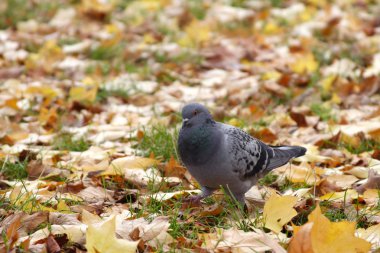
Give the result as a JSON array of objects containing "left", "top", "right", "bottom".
[
  {"left": 290, "top": 110, "right": 308, "bottom": 127},
  {"left": 47, "top": 234, "right": 61, "bottom": 253},
  {"left": 0, "top": 66, "right": 25, "bottom": 79},
  {"left": 0, "top": 214, "right": 22, "bottom": 251},
  {"left": 27, "top": 160, "right": 53, "bottom": 180},
  {"left": 250, "top": 128, "right": 277, "bottom": 143},
  {"left": 372, "top": 150, "right": 380, "bottom": 160},
  {"left": 316, "top": 178, "right": 343, "bottom": 196},
  {"left": 21, "top": 211, "right": 49, "bottom": 235},
  {"left": 288, "top": 223, "right": 314, "bottom": 253},
  {"left": 77, "top": 186, "right": 114, "bottom": 204},
  {"left": 199, "top": 204, "right": 223, "bottom": 217},
  {"left": 162, "top": 156, "right": 187, "bottom": 178}
]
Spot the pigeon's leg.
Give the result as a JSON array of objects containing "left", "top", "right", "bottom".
[{"left": 185, "top": 186, "right": 215, "bottom": 204}]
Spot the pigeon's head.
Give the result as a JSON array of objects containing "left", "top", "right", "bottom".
[{"left": 181, "top": 103, "right": 213, "bottom": 127}]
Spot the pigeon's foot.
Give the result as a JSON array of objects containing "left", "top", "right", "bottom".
[
  {"left": 181, "top": 194, "right": 204, "bottom": 209},
  {"left": 184, "top": 194, "right": 203, "bottom": 204}
]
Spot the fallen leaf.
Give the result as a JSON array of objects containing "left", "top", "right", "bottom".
[
  {"left": 319, "top": 189, "right": 358, "bottom": 202},
  {"left": 202, "top": 228, "right": 285, "bottom": 253},
  {"left": 326, "top": 174, "right": 359, "bottom": 189},
  {"left": 106, "top": 156, "right": 158, "bottom": 174},
  {"left": 276, "top": 164, "right": 320, "bottom": 185},
  {"left": 86, "top": 216, "right": 138, "bottom": 253},
  {"left": 289, "top": 205, "right": 371, "bottom": 253},
  {"left": 69, "top": 85, "right": 98, "bottom": 104},
  {"left": 290, "top": 53, "right": 318, "bottom": 74},
  {"left": 357, "top": 223, "right": 380, "bottom": 250},
  {"left": 46, "top": 234, "right": 61, "bottom": 253},
  {"left": 263, "top": 195, "right": 298, "bottom": 233}
]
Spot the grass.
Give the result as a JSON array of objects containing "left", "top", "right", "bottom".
[
  {"left": 323, "top": 207, "right": 347, "bottom": 222},
  {"left": 89, "top": 45, "right": 123, "bottom": 61},
  {"left": 52, "top": 133, "right": 90, "bottom": 152},
  {"left": 323, "top": 138, "right": 380, "bottom": 154},
  {"left": 188, "top": 0, "right": 207, "bottom": 20},
  {"left": 0, "top": 159, "right": 28, "bottom": 180},
  {"left": 136, "top": 125, "right": 179, "bottom": 161},
  {"left": 278, "top": 178, "right": 312, "bottom": 192},
  {"left": 310, "top": 103, "right": 336, "bottom": 122},
  {"left": 342, "top": 139, "right": 380, "bottom": 154},
  {"left": 258, "top": 172, "right": 278, "bottom": 186},
  {"left": 96, "top": 87, "right": 130, "bottom": 102},
  {"left": 0, "top": 0, "right": 63, "bottom": 29}
]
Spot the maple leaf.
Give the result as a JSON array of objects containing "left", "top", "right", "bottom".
[
  {"left": 86, "top": 216, "right": 139, "bottom": 253},
  {"left": 288, "top": 205, "right": 371, "bottom": 253}
]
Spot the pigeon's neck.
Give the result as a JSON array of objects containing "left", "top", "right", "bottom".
[{"left": 179, "top": 121, "right": 220, "bottom": 166}]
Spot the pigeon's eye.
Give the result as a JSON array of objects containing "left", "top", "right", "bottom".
[{"left": 192, "top": 110, "right": 198, "bottom": 116}]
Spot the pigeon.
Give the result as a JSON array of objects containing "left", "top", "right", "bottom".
[{"left": 178, "top": 103, "right": 306, "bottom": 205}]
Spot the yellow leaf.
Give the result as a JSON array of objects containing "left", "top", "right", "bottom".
[
  {"left": 38, "top": 107, "right": 58, "bottom": 126},
  {"left": 25, "top": 86, "right": 59, "bottom": 99},
  {"left": 110, "top": 156, "right": 157, "bottom": 170},
  {"left": 56, "top": 200, "right": 71, "bottom": 213},
  {"left": 82, "top": 0, "right": 115, "bottom": 15},
  {"left": 25, "top": 41, "right": 64, "bottom": 73},
  {"left": 290, "top": 53, "right": 318, "bottom": 74},
  {"left": 178, "top": 21, "right": 210, "bottom": 47},
  {"left": 261, "top": 71, "right": 281, "bottom": 81},
  {"left": 263, "top": 22, "right": 281, "bottom": 35},
  {"left": 82, "top": 209, "right": 102, "bottom": 225},
  {"left": 86, "top": 216, "right": 138, "bottom": 253},
  {"left": 101, "top": 24, "right": 123, "bottom": 47},
  {"left": 103, "top": 156, "right": 157, "bottom": 176},
  {"left": 143, "top": 34, "right": 156, "bottom": 44},
  {"left": 308, "top": 205, "right": 371, "bottom": 253},
  {"left": 290, "top": 205, "right": 371, "bottom": 252},
  {"left": 263, "top": 195, "right": 298, "bottom": 233},
  {"left": 227, "top": 118, "right": 241, "bottom": 127},
  {"left": 320, "top": 189, "right": 358, "bottom": 201},
  {"left": 321, "top": 75, "right": 337, "bottom": 94},
  {"left": 82, "top": 77, "right": 98, "bottom": 86},
  {"left": 299, "top": 7, "right": 316, "bottom": 22},
  {"left": 331, "top": 92, "right": 342, "bottom": 104},
  {"left": 69, "top": 85, "right": 98, "bottom": 103},
  {"left": 39, "top": 40, "right": 63, "bottom": 62},
  {"left": 280, "top": 164, "right": 320, "bottom": 185}
]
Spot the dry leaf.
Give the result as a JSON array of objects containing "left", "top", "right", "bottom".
[
  {"left": 289, "top": 205, "right": 371, "bottom": 253},
  {"left": 86, "top": 216, "right": 138, "bottom": 253},
  {"left": 263, "top": 195, "right": 298, "bottom": 233},
  {"left": 357, "top": 223, "right": 380, "bottom": 250},
  {"left": 202, "top": 228, "right": 285, "bottom": 253}
]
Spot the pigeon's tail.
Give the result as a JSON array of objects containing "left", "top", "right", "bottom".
[{"left": 266, "top": 145, "right": 307, "bottom": 170}]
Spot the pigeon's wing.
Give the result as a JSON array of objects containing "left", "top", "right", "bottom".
[{"left": 219, "top": 123, "right": 272, "bottom": 178}]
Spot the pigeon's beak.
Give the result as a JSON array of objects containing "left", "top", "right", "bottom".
[{"left": 182, "top": 118, "right": 189, "bottom": 126}]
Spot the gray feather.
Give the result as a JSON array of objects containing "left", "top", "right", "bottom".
[{"left": 266, "top": 146, "right": 307, "bottom": 170}]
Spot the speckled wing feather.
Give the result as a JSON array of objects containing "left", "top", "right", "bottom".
[{"left": 219, "top": 123, "right": 272, "bottom": 178}]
